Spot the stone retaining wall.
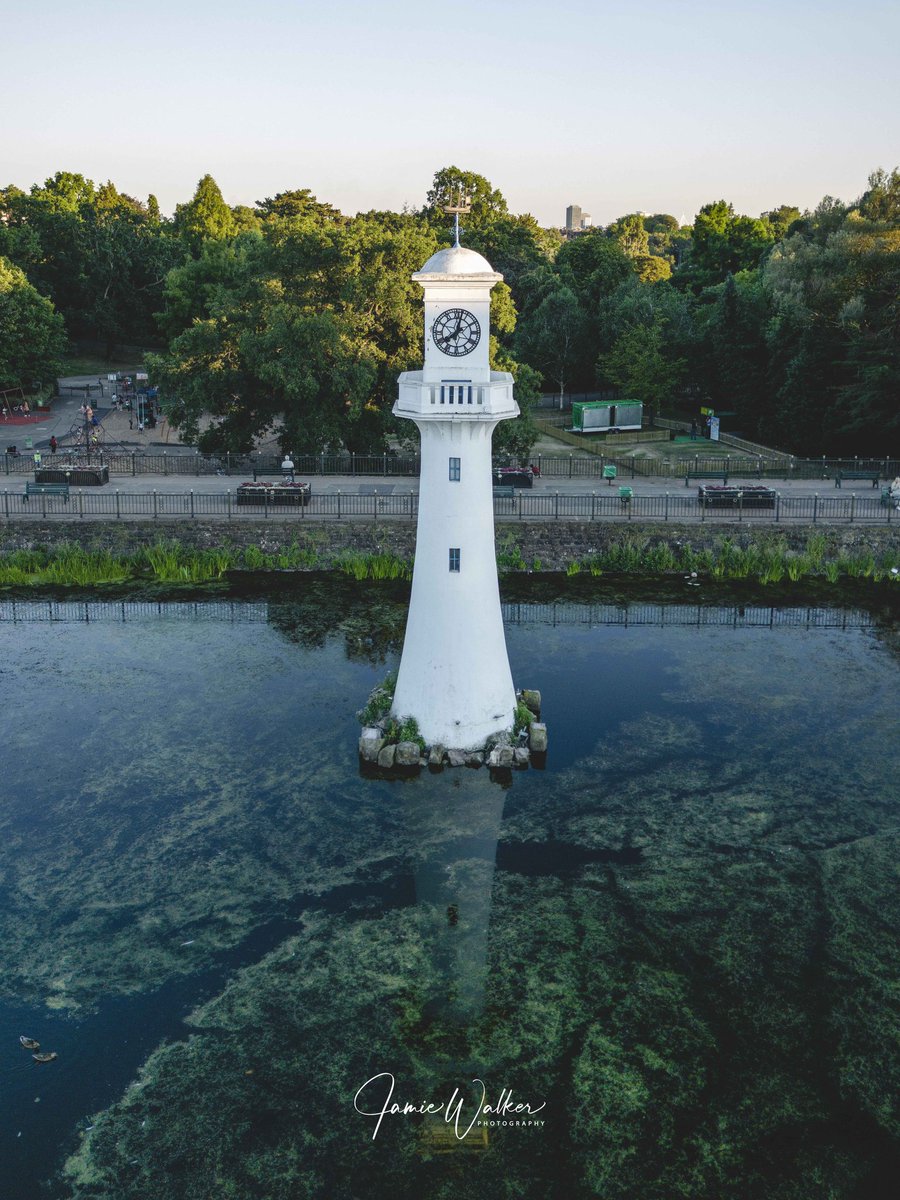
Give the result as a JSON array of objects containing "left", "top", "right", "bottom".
[{"left": 1, "top": 520, "right": 897, "bottom": 571}]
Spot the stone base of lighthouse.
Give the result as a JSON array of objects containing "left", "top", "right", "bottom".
[{"left": 359, "top": 681, "right": 547, "bottom": 771}]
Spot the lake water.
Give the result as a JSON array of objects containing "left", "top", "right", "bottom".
[{"left": 1, "top": 581, "right": 899, "bottom": 1199}]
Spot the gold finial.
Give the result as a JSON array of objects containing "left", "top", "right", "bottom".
[{"left": 442, "top": 188, "right": 472, "bottom": 247}]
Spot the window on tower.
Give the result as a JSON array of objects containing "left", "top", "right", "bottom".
[
  {"left": 449, "top": 548, "right": 460, "bottom": 572},
  {"left": 449, "top": 457, "right": 461, "bottom": 481}
]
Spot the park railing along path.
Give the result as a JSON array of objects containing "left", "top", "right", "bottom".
[
  {"left": 3, "top": 451, "right": 900, "bottom": 482},
  {"left": 2, "top": 488, "right": 897, "bottom": 524}
]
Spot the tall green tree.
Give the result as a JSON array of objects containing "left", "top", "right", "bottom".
[
  {"left": 0, "top": 256, "right": 67, "bottom": 388},
  {"left": 0, "top": 174, "right": 183, "bottom": 350},
  {"left": 152, "top": 207, "right": 442, "bottom": 454},
  {"left": 695, "top": 271, "right": 772, "bottom": 436},
  {"left": 683, "top": 200, "right": 776, "bottom": 290},
  {"left": 608, "top": 213, "right": 650, "bottom": 259},
  {"left": 762, "top": 198, "right": 900, "bottom": 452},
  {"left": 256, "top": 189, "right": 343, "bottom": 224},
  {"left": 516, "top": 285, "right": 587, "bottom": 398},
  {"left": 174, "top": 175, "right": 237, "bottom": 252},
  {"left": 424, "top": 166, "right": 508, "bottom": 224},
  {"left": 556, "top": 230, "right": 632, "bottom": 310},
  {"left": 597, "top": 321, "right": 685, "bottom": 423}
]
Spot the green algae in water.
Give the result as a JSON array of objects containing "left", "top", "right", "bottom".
[{"left": 0, "top": 587, "right": 899, "bottom": 1199}]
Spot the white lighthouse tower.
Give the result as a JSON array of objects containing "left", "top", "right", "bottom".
[{"left": 390, "top": 222, "right": 519, "bottom": 749}]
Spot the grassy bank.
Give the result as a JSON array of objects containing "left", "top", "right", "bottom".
[
  {"left": 497, "top": 531, "right": 900, "bottom": 586},
  {"left": 0, "top": 541, "right": 413, "bottom": 588},
  {"left": 0, "top": 533, "right": 898, "bottom": 590}
]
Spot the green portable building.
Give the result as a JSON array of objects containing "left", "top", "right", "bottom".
[{"left": 570, "top": 401, "right": 643, "bottom": 432}]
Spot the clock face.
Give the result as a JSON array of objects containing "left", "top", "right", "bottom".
[{"left": 431, "top": 308, "right": 481, "bottom": 357}]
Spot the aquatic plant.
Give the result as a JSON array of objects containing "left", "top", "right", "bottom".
[
  {"left": 242, "top": 545, "right": 268, "bottom": 570},
  {"left": 805, "top": 532, "right": 828, "bottom": 567},
  {"left": 786, "top": 556, "right": 806, "bottom": 582},
  {"left": 644, "top": 543, "right": 678, "bottom": 573},
  {"left": 603, "top": 536, "right": 649, "bottom": 573},
  {"left": 497, "top": 548, "right": 527, "bottom": 573},
  {"left": 496, "top": 531, "right": 526, "bottom": 573},
  {"left": 0, "top": 544, "right": 131, "bottom": 586},
  {"left": 513, "top": 701, "right": 534, "bottom": 735},
  {"left": 382, "top": 713, "right": 425, "bottom": 749},
  {"left": 358, "top": 670, "right": 398, "bottom": 725},
  {"left": 142, "top": 542, "right": 235, "bottom": 582},
  {"left": 759, "top": 561, "right": 785, "bottom": 585},
  {"left": 334, "top": 551, "right": 412, "bottom": 581},
  {"left": 396, "top": 715, "right": 425, "bottom": 749}
]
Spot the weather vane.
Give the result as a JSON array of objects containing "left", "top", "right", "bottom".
[{"left": 443, "top": 188, "right": 472, "bottom": 248}]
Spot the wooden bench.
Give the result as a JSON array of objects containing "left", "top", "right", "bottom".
[
  {"left": 835, "top": 470, "right": 879, "bottom": 488},
  {"left": 492, "top": 486, "right": 515, "bottom": 498},
  {"left": 24, "top": 482, "right": 69, "bottom": 502},
  {"left": 685, "top": 470, "right": 729, "bottom": 486}
]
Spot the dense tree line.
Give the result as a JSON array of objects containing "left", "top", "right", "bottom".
[{"left": 0, "top": 165, "right": 896, "bottom": 454}]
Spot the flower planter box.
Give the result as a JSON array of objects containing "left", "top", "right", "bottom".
[
  {"left": 698, "top": 485, "right": 776, "bottom": 508},
  {"left": 35, "top": 466, "right": 109, "bottom": 486},
  {"left": 235, "top": 482, "right": 311, "bottom": 507}
]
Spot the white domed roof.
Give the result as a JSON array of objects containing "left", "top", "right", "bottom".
[{"left": 417, "top": 244, "right": 497, "bottom": 276}]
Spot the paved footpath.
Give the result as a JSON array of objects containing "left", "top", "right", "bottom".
[
  {"left": 1, "top": 378, "right": 895, "bottom": 523},
  {"left": 0, "top": 470, "right": 890, "bottom": 501}
]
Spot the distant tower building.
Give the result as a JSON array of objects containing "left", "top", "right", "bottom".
[
  {"left": 566, "top": 204, "right": 591, "bottom": 233},
  {"left": 390, "top": 227, "right": 519, "bottom": 748}
]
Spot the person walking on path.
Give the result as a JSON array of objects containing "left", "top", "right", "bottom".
[
  {"left": 49, "top": 436, "right": 58, "bottom": 455},
  {"left": 33, "top": 450, "right": 42, "bottom": 470}
]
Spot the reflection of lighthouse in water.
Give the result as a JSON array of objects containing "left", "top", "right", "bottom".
[
  {"left": 390, "top": 239, "right": 519, "bottom": 749},
  {"left": 406, "top": 773, "right": 507, "bottom": 1020}
]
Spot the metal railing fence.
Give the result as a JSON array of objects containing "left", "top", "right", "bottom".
[
  {"left": 2, "top": 488, "right": 898, "bottom": 525},
  {"left": 5, "top": 450, "right": 897, "bottom": 482},
  {"left": 0, "top": 451, "right": 425, "bottom": 478}
]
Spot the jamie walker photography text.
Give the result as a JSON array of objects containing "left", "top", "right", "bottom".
[{"left": 353, "top": 1072, "right": 547, "bottom": 1140}]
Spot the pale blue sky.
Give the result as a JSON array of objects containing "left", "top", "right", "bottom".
[{"left": 2, "top": 0, "right": 897, "bottom": 225}]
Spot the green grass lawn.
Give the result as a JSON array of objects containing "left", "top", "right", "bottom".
[
  {"left": 534, "top": 429, "right": 740, "bottom": 461},
  {"left": 59, "top": 353, "right": 144, "bottom": 378}
]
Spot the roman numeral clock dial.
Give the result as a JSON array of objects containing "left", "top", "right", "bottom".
[{"left": 431, "top": 308, "right": 481, "bottom": 357}]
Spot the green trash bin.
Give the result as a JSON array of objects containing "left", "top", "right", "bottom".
[
  {"left": 618, "top": 486, "right": 633, "bottom": 505},
  {"left": 603, "top": 463, "right": 617, "bottom": 484}
]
